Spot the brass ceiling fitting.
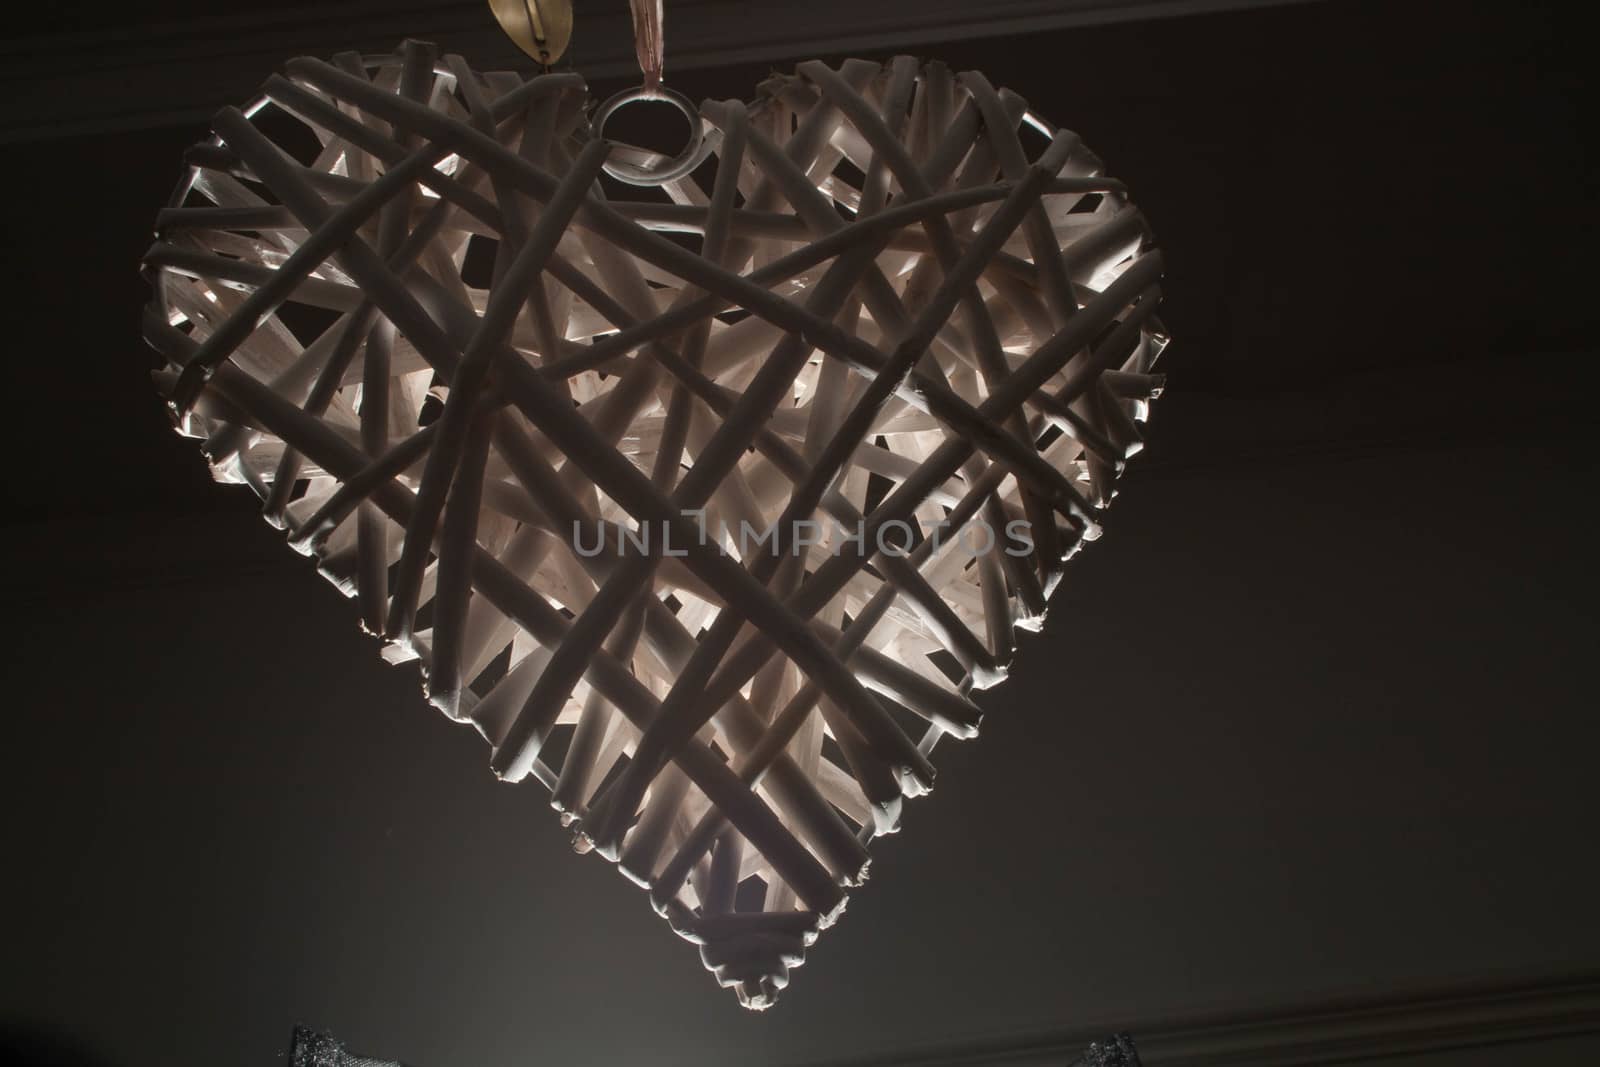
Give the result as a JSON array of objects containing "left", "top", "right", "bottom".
[{"left": 488, "top": 0, "right": 574, "bottom": 66}]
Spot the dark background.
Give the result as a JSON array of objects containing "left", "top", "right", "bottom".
[{"left": 2, "top": 1, "right": 1597, "bottom": 1064}]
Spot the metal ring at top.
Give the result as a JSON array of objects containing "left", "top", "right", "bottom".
[{"left": 592, "top": 84, "right": 712, "bottom": 186}]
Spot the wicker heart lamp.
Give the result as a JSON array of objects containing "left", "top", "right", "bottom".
[{"left": 141, "top": 0, "right": 1168, "bottom": 1009}]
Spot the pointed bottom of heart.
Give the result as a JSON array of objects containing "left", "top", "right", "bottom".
[{"left": 670, "top": 909, "right": 828, "bottom": 1010}]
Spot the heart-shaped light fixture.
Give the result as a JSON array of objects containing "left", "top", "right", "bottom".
[{"left": 141, "top": 35, "right": 1167, "bottom": 1008}]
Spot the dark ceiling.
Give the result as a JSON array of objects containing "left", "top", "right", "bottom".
[{"left": 1, "top": 1, "right": 1596, "bottom": 1065}]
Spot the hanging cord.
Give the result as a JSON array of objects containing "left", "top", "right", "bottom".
[{"left": 629, "top": 0, "right": 666, "bottom": 93}]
